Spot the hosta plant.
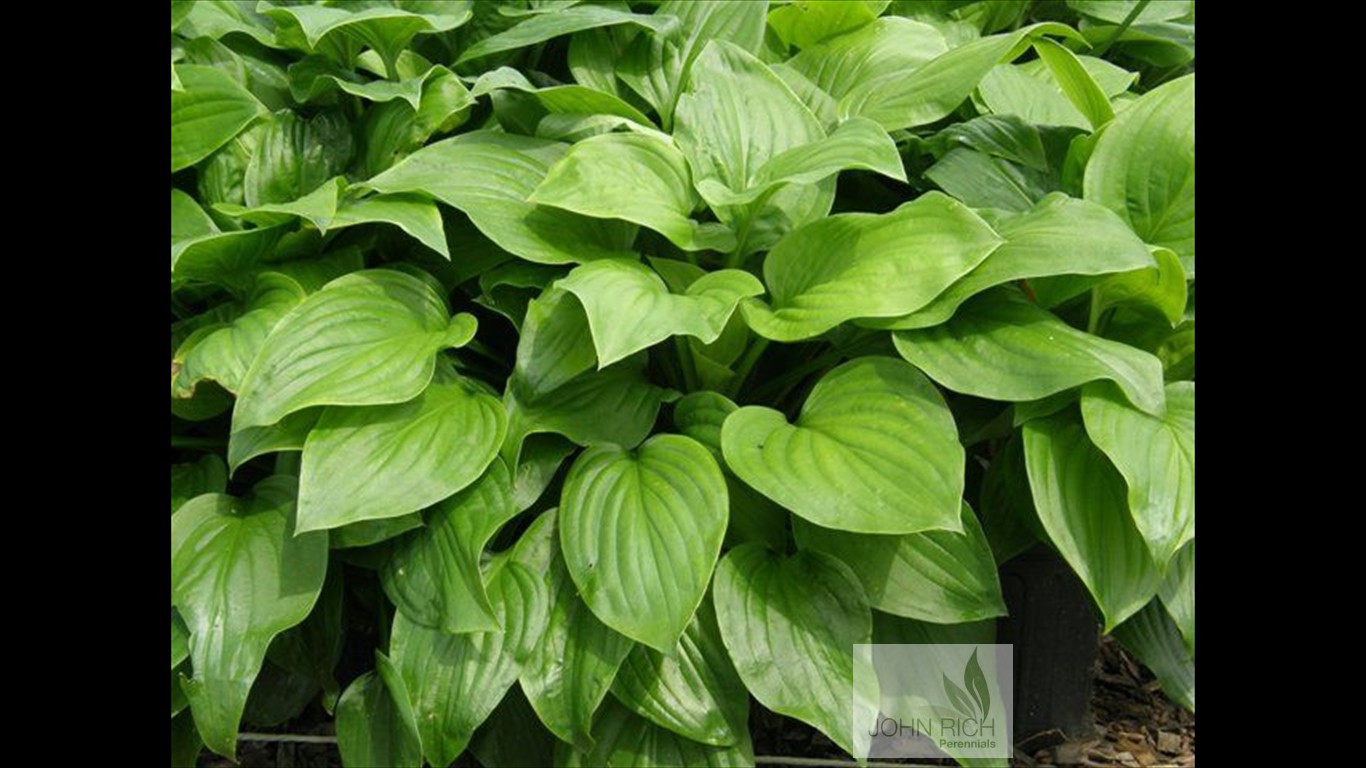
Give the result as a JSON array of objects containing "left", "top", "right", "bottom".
[{"left": 171, "top": 1, "right": 1195, "bottom": 765}]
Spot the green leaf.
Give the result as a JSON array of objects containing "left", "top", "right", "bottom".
[
  {"left": 840, "top": 23, "right": 1081, "bottom": 129},
  {"left": 297, "top": 373, "right": 505, "bottom": 533},
  {"left": 516, "top": 511, "right": 636, "bottom": 748},
  {"left": 243, "top": 110, "right": 353, "bottom": 207},
  {"left": 513, "top": 434, "right": 577, "bottom": 512},
  {"left": 674, "top": 39, "right": 823, "bottom": 203},
  {"left": 531, "top": 132, "right": 735, "bottom": 252},
  {"left": 743, "top": 192, "right": 1002, "bottom": 341},
  {"left": 1095, "top": 246, "right": 1188, "bottom": 325},
  {"left": 1084, "top": 74, "right": 1195, "bottom": 273},
  {"left": 610, "top": 595, "right": 748, "bottom": 746},
  {"left": 174, "top": 273, "right": 307, "bottom": 397},
  {"left": 976, "top": 63, "right": 1091, "bottom": 131},
  {"left": 171, "top": 0, "right": 194, "bottom": 31},
  {"left": 365, "top": 132, "right": 636, "bottom": 265},
  {"left": 381, "top": 460, "right": 518, "bottom": 633},
  {"left": 785, "top": 17, "right": 947, "bottom": 104},
  {"left": 171, "top": 64, "right": 266, "bottom": 172},
  {"left": 1022, "top": 414, "right": 1161, "bottom": 630},
  {"left": 722, "top": 357, "right": 963, "bottom": 534},
  {"left": 171, "top": 455, "right": 227, "bottom": 514},
  {"left": 227, "top": 408, "right": 320, "bottom": 474},
  {"left": 331, "top": 514, "right": 424, "bottom": 550},
  {"left": 713, "top": 544, "right": 877, "bottom": 757},
  {"left": 170, "top": 477, "right": 328, "bottom": 758},
  {"left": 868, "top": 194, "right": 1153, "bottom": 330},
  {"left": 335, "top": 653, "right": 423, "bottom": 768},
  {"left": 560, "top": 434, "right": 728, "bottom": 651},
  {"left": 617, "top": 0, "right": 769, "bottom": 126},
  {"left": 180, "top": 0, "right": 277, "bottom": 46},
  {"left": 171, "top": 711, "right": 203, "bottom": 768},
  {"left": 1081, "top": 381, "right": 1194, "bottom": 567},
  {"left": 392, "top": 560, "right": 550, "bottom": 768},
  {"left": 233, "top": 269, "right": 476, "bottom": 429},
  {"left": 562, "top": 699, "right": 754, "bottom": 767},
  {"left": 673, "top": 391, "right": 736, "bottom": 463},
  {"left": 457, "top": 5, "right": 677, "bottom": 64},
  {"left": 469, "top": 686, "right": 559, "bottom": 768},
  {"left": 794, "top": 503, "right": 1006, "bottom": 623},
  {"left": 892, "top": 289, "right": 1166, "bottom": 415},
  {"left": 471, "top": 66, "right": 656, "bottom": 127},
  {"left": 1032, "top": 38, "right": 1113, "bottom": 129},
  {"left": 1158, "top": 542, "right": 1195, "bottom": 655},
  {"left": 513, "top": 287, "right": 598, "bottom": 400},
  {"left": 1112, "top": 600, "right": 1195, "bottom": 712},
  {"left": 171, "top": 188, "right": 217, "bottom": 244},
  {"left": 768, "top": 0, "right": 886, "bottom": 50},
  {"left": 558, "top": 259, "right": 763, "bottom": 367},
  {"left": 694, "top": 116, "right": 906, "bottom": 207},
  {"left": 978, "top": 433, "right": 1041, "bottom": 564},
  {"left": 171, "top": 609, "right": 190, "bottom": 669},
  {"left": 504, "top": 359, "right": 672, "bottom": 464}
]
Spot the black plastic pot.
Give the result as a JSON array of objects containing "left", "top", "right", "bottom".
[{"left": 997, "top": 546, "right": 1099, "bottom": 746}]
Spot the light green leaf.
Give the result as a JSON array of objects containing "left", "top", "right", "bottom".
[
  {"left": 562, "top": 699, "right": 754, "bottom": 767},
  {"left": 517, "top": 511, "right": 637, "bottom": 748},
  {"left": 335, "top": 653, "right": 423, "bottom": 768},
  {"left": 558, "top": 259, "right": 763, "bottom": 367},
  {"left": 174, "top": 273, "right": 308, "bottom": 397},
  {"left": 171, "top": 188, "right": 218, "bottom": 243},
  {"left": 743, "top": 192, "right": 1002, "bottom": 341},
  {"left": 172, "top": 0, "right": 194, "bottom": 31},
  {"left": 504, "top": 360, "right": 672, "bottom": 464},
  {"left": 331, "top": 514, "right": 424, "bottom": 550},
  {"left": 977, "top": 63, "right": 1090, "bottom": 131},
  {"left": 923, "top": 146, "right": 1050, "bottom": 212},
  {"left": 768, "top": 0, "right": 886, "bottom": 50},
  {"left": 392, "top": 560, "right": 550, "bottom": 768},
  {"left": 170, "top": 477, "right": 328, "bottom": 758},
  {"left": 531, "top": 132, "right": 734, "bottom": 252},
  {"left": 673, "top": 391, "right": 736, "bottom": 463},
  {"left": 1023, "top": 414, "right": 1161, "bottom": 630},
  {"left": 512, "top": 434, "right": 577, "bottom": 512},
  {"left": 868, "top": 194, "right": 1154, "bottom": 330},
  {"left": 674, "top": 39, "right": 823, "bottom": 199},
  {"left": 457, "top": 5, "right": 677, "bottom": 64},
  {"left": 722, "top": 357, "right": 964, "bottom": 534},
  {"left": 1081, "top": 381, "right": 1194, "bottom": 567},
  {"left": 171, "top": 64, "right": 266, "bottom": 173},
  {"left": 180, "top": 0, "right": 277, "bottom": 46},
  {"left": 786, "top": 17, "right": 947, "bottom": 103},
  {"left": 298, "top": 373, "right": 505, "bottom": 533},
  {"left": 365, "top": 131, "right": 636, "bottom": 265},
  {"left": 1084, "top": 74, "right": 1195, "bottom": 273},
  {"left": 610, "top": 595, "right": 748, "bottom": 746},
  {"left": 1069, "top": 0, "right": 1193, "bottom": 25},
  {"left": 560, "top": 434, "right": 728, "bottom": 651},
  {"left": 841, "top": 23, "right": 1081, "bottom": 129},
  {"left": 513, "top": 287, "right": 598, "bottom": 400},
  {"left": 794, "top": 503, "right": 1006, "bottom": 623},
  {"left": 694, "top": 116, "right": 906, "bottom": 207},
  {"left": 713, "top": 544, "right": 877, "bottom": 757},
  {"left": 1112, "top": 600, "right": 1195, "bottom": 712},
  {"left": 1096, "top": 246, "right": 1188, "bottom": 325},
  {"left": 233, "top": 269, "right": 476, "bottom": 429},
  {"left": 171, "top": 609, "right": 190, "bottom": 670},
  {"left": 1158, "top": 542, "right": 1195, "bottom": 654},
  {"left": 1033, "top": 38, "right": 1113, "bottom": 129},
  {"left": 893, "top": 289, "right": 1166, "bottom": 415},
  {"left": 381, "top": 460, "right": 518, "bottom": 633},
  {"left": 227, "top": 408, "right": 320, "bottom": 474}
]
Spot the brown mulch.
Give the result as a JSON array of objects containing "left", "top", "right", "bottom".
[{"left": 1021, "top": 637, "right": 1195, "bottom": 767}]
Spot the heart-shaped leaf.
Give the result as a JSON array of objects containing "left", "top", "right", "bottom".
[
  {"left": 560, "top": 434, "right": 728, "bottom": 651},
  {"left": 335, "top": 653, "right": 423, "bottom": 768},
  {"left": 722, "top": 356, "right": 964, "bottom": 534},
  {"left": 171, "top": 64, "right": 266, "bottom": 172}
]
